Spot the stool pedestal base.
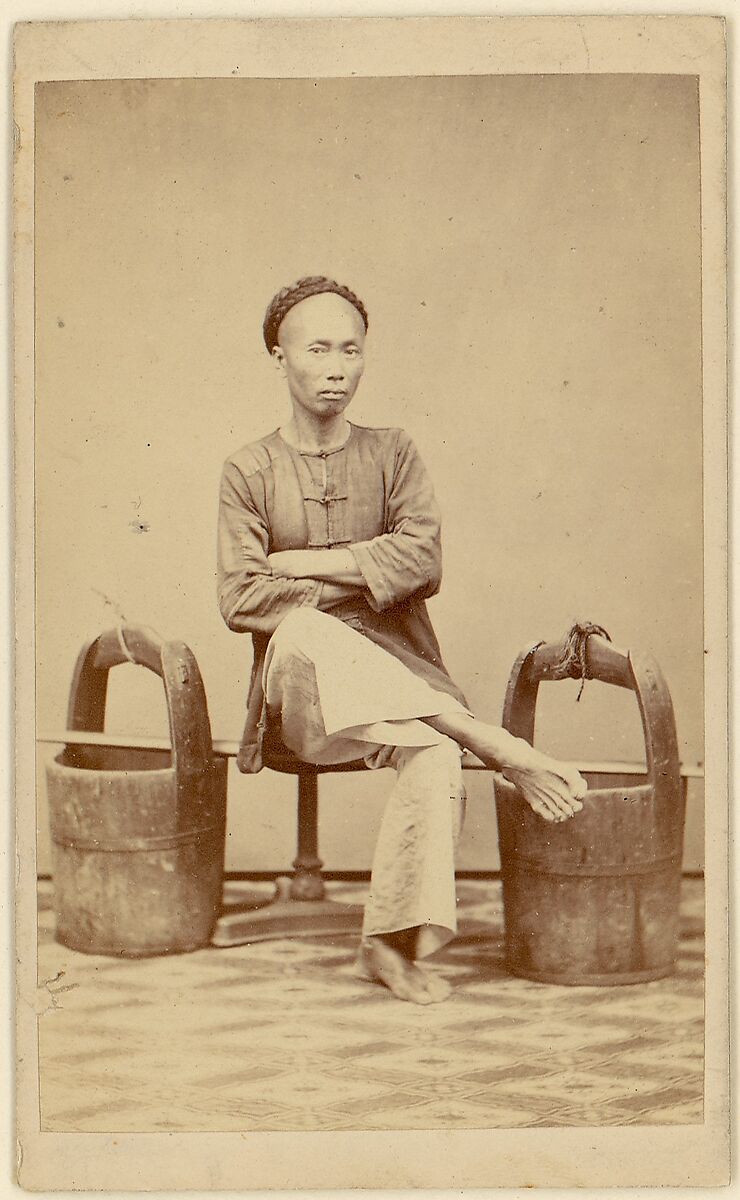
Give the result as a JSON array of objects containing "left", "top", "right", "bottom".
[{"left": 211, "top": 876, "right": 364, "bottom": 947}]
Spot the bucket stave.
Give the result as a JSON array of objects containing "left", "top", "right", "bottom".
[
  {"left": 494, "top": 635, "right": 685, "bottom": 986},
  {"left": 45, "top": 626, "right": 227, "bottom": 957}
]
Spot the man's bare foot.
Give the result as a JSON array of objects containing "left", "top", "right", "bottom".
[
  {"left": 355, "top": 937, "right": 452, "bottom": 1004},
  {"left": 484, "top": 733, "right": 586, "bottom": 823},
  {"left": 498, "top": 763, "right": 584, "bottom": 823},
  {"left": 421, "top": 713, "right": 586, "bottom": 823}
]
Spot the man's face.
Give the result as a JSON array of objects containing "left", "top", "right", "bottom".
[{"left": 272, "top": 292, "right": 366, "bottom": 421}]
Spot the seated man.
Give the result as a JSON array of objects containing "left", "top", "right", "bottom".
[{"left": 217, "top": 275, "right": 586, "bottom": 1004}]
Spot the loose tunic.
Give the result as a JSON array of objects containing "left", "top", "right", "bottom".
[{"left": 217, "top": 422, "right": 468, "bottom": 771}]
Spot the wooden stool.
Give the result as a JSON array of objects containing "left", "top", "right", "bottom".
[
  {"left": 211, "top": 728, "right": 501, "bottom": 945},
  {"left": 212, "top": 732, "right": 370, "bottom": 945}
]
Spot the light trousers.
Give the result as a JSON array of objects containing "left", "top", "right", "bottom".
[{"left": 263, "top": 607, "right": 468, "bottom": 957}]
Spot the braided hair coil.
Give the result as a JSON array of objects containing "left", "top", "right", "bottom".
[{"left": 263, "top": 276, "right": 369, "bottom": 353}]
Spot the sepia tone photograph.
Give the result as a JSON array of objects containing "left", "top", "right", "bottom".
[{"left": 14, "top": 13, "right": 729, "bottom": 1193}]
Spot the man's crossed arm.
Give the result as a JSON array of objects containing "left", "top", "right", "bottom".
[{"left": 269, "top": 548, "right": 365, "bottom": 588}]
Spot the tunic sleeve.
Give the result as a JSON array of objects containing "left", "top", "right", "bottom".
[
  {"left": 350, "top": 430, "right": 443, "bottom": 612},
  {"left": 217, "top": 460, "right": 323, "bottom": 636}
]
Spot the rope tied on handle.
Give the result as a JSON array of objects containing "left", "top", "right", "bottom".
[{"left": 553, "top": 621, "right": 613, "bottom": 701}]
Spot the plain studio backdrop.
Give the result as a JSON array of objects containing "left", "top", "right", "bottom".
[{"left": 34, "top": 73, "right": 703, "bottom": 874}]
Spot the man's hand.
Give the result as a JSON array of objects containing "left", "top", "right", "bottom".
[
  {"left": 268, "top": 550, "right": 317, "bottom": 579},
  {"left": 268, "top": 548, "right": 365, "bottom": 585}
]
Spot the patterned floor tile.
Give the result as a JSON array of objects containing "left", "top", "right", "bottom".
[
  {"left": 36, "top": 878, "right": 705, "bottom": 1132},
  {"left": 640, "top": 1100, "right": 704, "bottom": 1125},
  {"left": 576, "top": 1033, "right": 668, "bottom": 1057},
  {"left": 588, "top": 1056, "right": 695, "bottom": 1083},
  {"left": 360, "top": 1097, "right": 538, "bottom": 1130},
  {"left": 526, "top": 1108, "right": 629, "bottom": 1128},
  {"left": 320, "top": 1089, "right": 427, "bottom": 1120},
  {"left": 456, "top": 1062, "right": 556, "bottom": 1086}
]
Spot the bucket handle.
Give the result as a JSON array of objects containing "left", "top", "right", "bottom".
[
  {"left": 65, "top": 624, "right": 214, "bottom": 780},
  {"left": 502, "top": 632, "right": 681, "bottom": 803}
]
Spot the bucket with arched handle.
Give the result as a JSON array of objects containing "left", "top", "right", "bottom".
[
  {"left": 45, "top": 625, "right": 227, "bottom": 957},
  {"left": 493, "top": 631, "right": 685, "bottom": 985}
]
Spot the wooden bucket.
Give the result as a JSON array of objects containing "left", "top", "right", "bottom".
[
  {"left": 494, "top": 635, "right": 685, "bottom": 985},
  {"left": 46, "top": 625, "right": 227, "bottom": 957}
]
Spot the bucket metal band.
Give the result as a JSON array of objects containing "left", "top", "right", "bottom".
[
  {"left": 51, "top": 824, "right": 221, "bottom": 853},
  {"left": 503, "top": 852, "right": 682, "bottom": 879}
]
